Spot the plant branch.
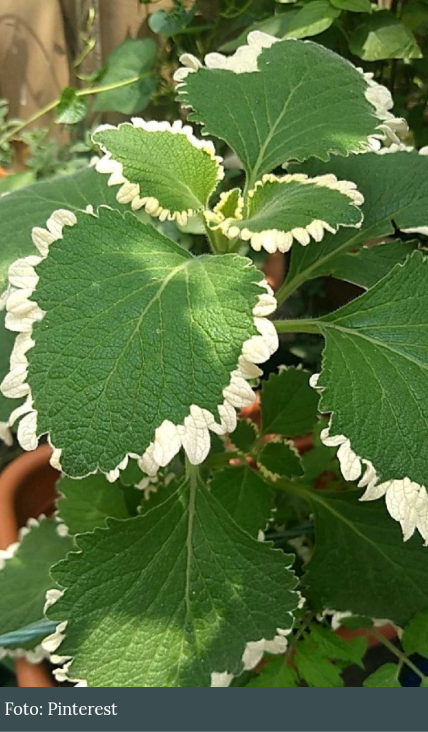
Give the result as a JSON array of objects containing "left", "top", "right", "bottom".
[
  {"left": 371, "top": 628, "right": 428, "bottom": 683},
  {"left": 0, "top": 75, "right": 143, "bottom": 148},
  {"left": 273, "top": 318, "right": 321, "bottom": 335}
]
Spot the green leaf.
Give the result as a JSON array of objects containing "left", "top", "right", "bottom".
[
  {"left": 222, "top": 173, "right": 363, "bottom": 254},
  {"left": 261, "top": 367, "right": 319, "bottom": 437},
  {"left": 230, "top": 419, "right": 258, "bottom": 453},
  {"left": 258, "top": 440, "right": 303, "bottom": 480},
  {"left": 219, "top": 11, "right": 300, "bottom": 52},
  {"left": 294, "top": 641, "right": 344, "bottom": 686},
  {"left": 330, "top": 0, "right": 372, "bottom": 12},
  {"left": 8, "top": 206, "right": 275, "bottom": 478},
  {"left": 93, "top": 39, "right": 157, "bottom": 114},
  {"left": 349, "top": 11, "right": 422, "bottom": 60},
  {"left": 247, "top": 656, "right": 299, "bottom": 686},
  {"left": 286, "top": 151, "right": 428, "bottom": 309},
  {"left": 402, "top": 609, "right": 428, "bottom": 657},
  {"left": 309, "top": 625, "right": 367, "bottom": 667},
  {"left": 57, "top": 475, "right": 137, "bottom": 535},
  {"left": 285, "top": 1, "right": 340, "bottom": 38},
  {"left": 0, "top": 165, "right": 124, "bottom": 294},
  {"left": 363, "top": 663, "right": 401, "bottom": 687},
  {"left": 0, "top": 519, "right": 72, "bottom": 650},
  {"left": 56, "top": 88, "right": 88, "bottom": 125},
  {"left": 93, "top": 121, "right": 223, "bottom": 224},
  {"left": 315, "top": 252, "right": 428, "bottom": 541},
  {"left": 304, "top": 489, "right": 428, "bottom": 626},
  {"left": 327, "top": 239, "right": 420, "bottom": 289},
  {"left": 148, "top": 1, "right": 196, "bottom": 36},
  {"left": 178, "top": 37, "right": 382, "bottom": 183},
  {"left": 138, "top": 475, "right": 181, "bottom": 516},
  {"left": 0, "top": 171, "right": 35, "bottom": 194},
  {"left": 47, "top": 477, "right": 297, "bottom": 687},
  {"left": 210, "top": 466, "right": 274, "bottom": 537}
]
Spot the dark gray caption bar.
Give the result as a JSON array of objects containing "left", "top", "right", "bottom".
[{"left": 0, "top": 688, "right": 426, "bottom": 732}]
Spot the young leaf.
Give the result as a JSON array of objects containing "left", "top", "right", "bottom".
[
  {"left": 210, "top": 465, "right": 274, "bottom": 536},
  {"left": 261, "top": 367, "right": 318, "bottom": 437},
  {"left": 327, "top": 239, "right": 420, "bottom": 289},
  {"left": 402, "top": 609, "right": 428, "bottom": 658},
  {"left": 363, "top": 663, "right": 401, "bottom": 687},
  {"left": 177, "top": 35, "right": 390, "bottom": 183},
  {"left": 57, "top": 475, "right": 137, "bottom": 535},
  {"left": 3, "top": 206, "right": 278, "bottom": 478},
  {"left": 222, "top": 174, "right": 363, "bottom": 254},
  {"left": 258, "top": 440, "right": 303, "bottom": 481},
  {"left": 285, "top": 1, "right": 340, "bottom": 39},
  {"left": 314, "top": 252, "right": 428, "bottom": 542},
  {"left": 56, "top": 88, "right": 88, "bottom": 125},
  {"left": 286, "top": 151, "right": 428, "bottom": 294},
  {"left": 0, "top": 166, "right": 124, "bottom": 294},
  {"left": 47, "top": 477, "right": 298, "bottom": 687},
  {"left": 247, "top": 656, "right": 299, "bottom": 687},
  {"left": 304, "top": 489, "right": 428, "bottom": 625},
  {"left": 93, "top": 39, "right": 157, "bottom": 114},
  {"left": 0, "top": 519, "right": 72, "bottom": 651},
  {"left": 350, "top": 12, "right": 422, "bottom": 60},
  {"left": 294, "top": 641, "right": 344, "bottom": 687},
  {"left": 93, "top": 120, "right": 223, "bottom": 226}
]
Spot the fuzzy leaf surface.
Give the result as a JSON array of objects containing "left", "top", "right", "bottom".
[
  {"left": 210, "top": 466, "right": 274, "bottom": 536},
  {"left": 179, "top": 39, "right": 380, "bottom": 181},
  {"left": 287, "top": 151, "right": 428, "bottom": 292},
  {"left": 231, "top": 175, "right": 362, "bottom": 245},
  {"left": 0, "top": 519, "right": 72, "bottom": 650},
  {"left": 48, "top": 477, "right": 297, "bottom": 687},
  {"left": 0, "top": 166, "right": 123, "bottom": 293},
  {"left": 26, "top": 207, "right": 264, "bottom": 477},
  {"left": 261, "top": 368, "right": 318, "bottom": 437},
  {"left": 317, "top": 252, "right": 428, "bottom": 487},
  {"left": 93, "top": 124, "right": 222, "bottom": 216},
  {"left": 304, "top": 489, "right": 428, "bottom": 625}
]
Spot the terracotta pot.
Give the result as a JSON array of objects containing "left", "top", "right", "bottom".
[{"left": 0, "top": 444, "right": 58, "bottom": 687}]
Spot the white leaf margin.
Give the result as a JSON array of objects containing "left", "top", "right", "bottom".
[
  {"left": 310, "top": 373, "right": 428, "bottom": 545},
  {"left": 173, "top": 31, "right": 407, "bottom": 151},
  {"left": 215, "top": 173, "right": 364, "bottom": 254},
  {"left": 0, "top": 207, "right": 279, "bottom": 480},
  {"left": 0, "top": 515, "right": 66, "bottom": 664},
  {"left": 43, "top": 586, "right": 304, "bottom": 688},
  {"left": 94, "top": 118, "right": 224, "bottom": 227},
  {"left": 0, "top": 290, "right": 15, "bottom": 446}
]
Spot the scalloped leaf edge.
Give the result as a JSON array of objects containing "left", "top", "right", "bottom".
[
  {"left": 310, "top": 373, "right": 428, "bottom": 545},
  {"left": 0, "top": 207, "right": 279, "bottom": 480},
  {"left": 94, "top": 118, "right": 224, "bottom": 227},
  {"left": 220, "top": 173, "right": 364, "bottom": 254},
  {"left": 174, "top": 31, "right": 407, "bottom": 152}
]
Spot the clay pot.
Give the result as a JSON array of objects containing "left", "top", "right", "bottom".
[{"left": 0, "top": 444, "right": 58, "bottom": 687}]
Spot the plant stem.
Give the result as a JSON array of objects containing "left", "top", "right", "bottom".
[
  {"left": 0, "top": 75, "right": 143, "bottom": 148},
  {"left": 371, "top": 628, "right": 428, "bottom": 682},
  {"left": 273, "top": 318, "right": 321, "bottom": 335}
]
